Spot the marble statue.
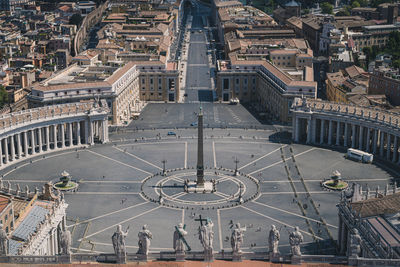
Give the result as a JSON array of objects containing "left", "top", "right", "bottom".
[
  {"left": 173, "top": 223, "right": 188, "bottom": 253},
  {"left": 289, "top": 226, "right": 303, "bottom": 256},
  {"left": 59, "top": 220, "right": 71, "bottom": 255},
  {"left": 199, "top": 218, "right": 214, "bottom": 253},
  {"left": 268, "top": 224, "right": 280, "bottom": 254},
  {"left": 0, "top": 224, "right": 8, "bottom": 256},
  {"left": 137, "top": 225, "right": 152, "bottom": 255},
  {"left": 231, "top": 223, "right": 246, "bottom": 253},
  {"left": 112, "top": 225, "right": 129, "bottom": 261},
  {"left": 349, "top": 228, "right": 362, "bottom": 257}
]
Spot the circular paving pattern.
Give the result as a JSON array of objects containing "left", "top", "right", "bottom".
[{"left": 141, "top": 167, "right": 260, "bottom": 209}]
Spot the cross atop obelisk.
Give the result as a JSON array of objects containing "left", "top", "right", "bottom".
[{"left": 196, "top": 106, "right": 205, "bottom": 186}]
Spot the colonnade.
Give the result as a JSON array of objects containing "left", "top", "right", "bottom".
[
  {"left": 292, "top": 98, "right": 400, "bottom": 165},
  {"left": 0, "top": 103, "right": 109, "bottom": 169}
]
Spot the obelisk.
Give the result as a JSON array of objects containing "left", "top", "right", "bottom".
[{"left": 196, "top": 107, "right": 205, "bottom": 186}]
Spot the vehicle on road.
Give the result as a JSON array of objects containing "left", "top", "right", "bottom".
[
  {"left": 184, "top": 93, "right": 188, "bottom": 97},
  {"left": 345, "top": 148, "right": 373, "bottom": 163},
  {"left": 229, "top": 98, "right": 240, "bottom": 105},
  {"left": 190, "top": 122, "right": 198, "bottom": 126},
  {"left": 167, "top": 131, "right": 176, "bottom": 136}
]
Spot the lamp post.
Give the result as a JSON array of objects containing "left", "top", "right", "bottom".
[
  {"left": 162, "top": 159, "right": 167, "bottom": 176},
  {"left": 234, "top": 157, "right": 239, "bottom": 176}
]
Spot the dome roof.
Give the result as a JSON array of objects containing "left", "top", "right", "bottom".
[{"left": 285, "top": 0, "right": 300, "bottom": 7}]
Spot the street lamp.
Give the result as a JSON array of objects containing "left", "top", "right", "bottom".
[
  {"left": 162, "top": 159, "right": 167, "bottom": 176},
  {"left": 234, "top": 157, "right": 239, "bottom": 176}
]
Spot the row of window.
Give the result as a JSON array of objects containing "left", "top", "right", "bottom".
[{"left": 53, "top": 89, "right": 102, "bottom": 97}]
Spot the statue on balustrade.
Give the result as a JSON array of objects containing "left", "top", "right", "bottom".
[
  {"left": 173, "top": 223, "right": 188, "bottom": 254},
  {"left": 289, "top": 226, "right": 303, "bottom": 256},
  {"left": 231, "top": 223, "right": 246, "bottom": 253},
  {"left": 112, "top": 225, "right": 129, "bottom": 263},
  {"left": 268, "top": 224, "right": 280, "bottom": 255},
  {"left": 59, "top": 220, "right": 71, "bottom": 255},
  {"left": 349, "top": 228, "right": 362, "bottom": 257},
  {"left": 137, "top": 224, "right": 152, "bottom": 255},
  {"left": 199, "top": 218, "right": 214, "bottom": 255},
  {"left": 0, "top": 224, "right": 8, "bottom": 256}
]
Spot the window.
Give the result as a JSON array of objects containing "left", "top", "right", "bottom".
[
  {"left": 5, "top": 227, "right": 8, "bottom": 233},
  {"left": 142, "top": 87, "right": 145, "bottom": 91},
  {"left": 223, "top": 78, "right": 229, "bottom": 90},
  {"left": 9, "top": 210, "right": 11, "bottom": 215},
  {"left": 55, "top": 93, "right": 58, "bottom": 96},
  {"left": 158, "top": 78, "right": 162, "bottom": 85},
  {"left": 88, "top": 90, "right": 91, "bottom": 93},
  {"left": 150, "top": 78, "right": 153, "bottom": 85},
  {"left": 158, "top": 93, "right": 162, "bottom": 96},
  {"left": 236, "top": 78, "right": 239, "bottom": 85},
  {"left": 64, "top": 92, "right": 67, "bottom": 95},
  {"left": 150, "top": 93, "right": 153, "bottom": 95},
  {"left": 5, "top": 215, "right": 7, "bottom": 221},
  {"left": 142, "top": 78, "right": 145, "bottom": 84},
  {"left": 76, "top": 91, "right": 79, "bottom": 94},
  {"left": 97, "top": 89, "right": 100, "bottom": 93}
]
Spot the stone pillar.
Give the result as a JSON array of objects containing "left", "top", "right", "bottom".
[
  {"left": 53, "top": 125, "right": 57, "bottom": 149},
  {"left": 38, "top": 127, "right": 42, "bottom": 153},
  {"left": 320, "top": 119, "right": 325, "bottom": 145},
  {"left": 23, "top": 131, "right": 28, "bottom": 156},
  {"left": 10, "top": 135, "right": 15, "bottom": 161},
  {"left": 68, "top": 122, "right": 73, "bottom": 146},
  {"left": 344, "top": 123, "right": 348, "bottom": 147},
  {"left": 76, "top": 121, "right": 81, "bottom": 145},
  {"left": 31, "top": 129, "right": 36, "bottom": 155},
  {"left": 45, "top": 126, "right": 50, "bottom": 151},
  {"left": 61, "top": 124, "right": 65, "bottom": 148},
  {"left": 306, "top": 119, "right": 312, "bottom": 144},
  {"left": 328, "top": 120, "right": 333, "bottom": 145},
  {"left": 0, "top": 139, "right": 2, "bottom": 166},
  {"left": 380, "top": 131, "right": 385, "bottom": 157},
  {"left": 311, "top": 118, "right": 317, "bottom": 144},
  {"left": 197, "top": 108, "right": 204, "bottom": 186},
  {"left": 294, "top": 117, "right": 300, "bottom": 143},
  {"left": 366, "top": 128, "right": 371, "bottom": 153},
  {"left": 84, "top": 120, "right": 89, "bottom": 144},
  {"left": 89, "top": 121, "right": 94, "bottom": 145},
  {"left": 359, "top": 126, "right": 363, "bottom": 151},
  {"left": 351, "top": 124, "right": 356, "bottom": 148},
  {"left": 336, "top": 121, "right": 341, "bottom": 146},
  {"left": 393, "top": 136, "right": 398, "bottom": 163},
  {"left": 386, "top": 134, "right": 392, "bottom": 160},
  {"left": 4, "top": 137, "right": 8, "bottom": 164},
  {"left": 16, "top": 133, "right": 21, "bottom": 159},
  {"left": 373, "top": 129, "right": 378, "bottom": 154},
  {"left": 102, "top": 119, "right": 108, "bottom": 143}
]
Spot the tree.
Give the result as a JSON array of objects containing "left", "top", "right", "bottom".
[
  {"left": 336, "top": 5, "right": 351, "bottom": 16},
  {"left": 69, "top": 13, "right": 83, "bottom": 27},
  {"left": 320, "top": 2, "right": 333, "bottom": 14},
  {"left": 351, "top": 1, "right": 360, "bottom": 8}
]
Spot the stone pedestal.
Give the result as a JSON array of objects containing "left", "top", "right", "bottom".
[
  {"left": 137, "top": 254, "right": 148, "bottom": 262},
  {"left": 291, "top": 255, "right": 302, "bottom": 265},
  {"left": 116, "top": 254, "right": 127, "bottom": 264},
  {"left": 232, "top": 252, "right": 242, "bottom": 262},
  {"left": 203, "top": 250, "right": 213, "bottom": 262},
  {"left": 269, "top": 252, "right": 281, "bottom": 262},
  {"left": 175, "top": 252, "right": 185, "bottom": 262},
  {"left": 57, "top": 254, "right": 72, "bottom": 264}
]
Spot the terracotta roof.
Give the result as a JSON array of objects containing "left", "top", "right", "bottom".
[
  {"left": 351, "top": 192, "right": 400, "bottom": 217},
  {"left": 0, "top": 195, "right": 10, "bottom": 214},
  {"left": 344, "top": 65, "right": 365, "bottom": 79},
  {"left": 327, "top": 72, "right": 345, "bottom": 87}
]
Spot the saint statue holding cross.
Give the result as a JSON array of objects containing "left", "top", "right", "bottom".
[
  {"left": 197, "top": 216, "right": 214, "bottom": 254},
  {"left": 173, "top": 223, "right": 190, "bottom": 253}
]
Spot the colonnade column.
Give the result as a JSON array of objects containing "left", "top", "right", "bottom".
[
  {"left": 344, "top": 123, "right": 348, "bottom": 147},
  {"left": 10, "top": 135, "right": 15, "bottom": 161},
  {"left": 53, "top": 125, "right": 57, "bottom": 149},
  {"left": 89, "top": 121, "right": 94, "bottom": 145},
  {"left": 386, "top": 134, "right": 392, "bottom": 160},
  {"left": 306, "top": 119, "right": 311, "bottom": 144},
  {"left": 38, "top": 127, "right": 42, "bottom": 153},
  {"left": 311, "top": 118, "right": 316, "bottom": 144},
  {"left": 103, "top": 119, "right": 108, "bottom": 143},
  {"left": 60, "top": 124, "right": 65, "bottom": 148},
  {"left": 393, "top": 136, "right": 398, "bottom": 163},
  {"left": 294, "top": 117, "right": 300, "bottom": 143},
  {"left": 351, "top": 124, "right": 356, "bottom": 148},
  {"left": 380, "top": 131, "right": 385, "bottom": 157},
  {"left": 0, "top": 139, "right": 2, "bottom": 166},
  {"left": 320, "top": 119, "right": 325, "bottom": 145},
  {"left": 16, "top": 133, "right": 21, "bottom": 159},
  {"left": 359, "top": 126, "right": 364, "bottom": 150},
  {"left": 23, "top": 131, "right": 28, "bottom": 156},
  {"left": 336, "top": 121, "right": 341, "bottom": 146},
  {"left": 366, "top": 128, "right": 371, "bottom": 152},
  {"left": 31, "top": 129, "right": 35, "bottom": 155},
  {"left": 328, "top": 120, "right": 333, "bottom": 145},
  {"left": 45, "top": 126, "right": 50, "bottom": 151},
  {"left": 76, "top": 121, "right": 81, "bottom": 145},
  {"left": 68, "top": 123, "right": 73, "bottom": 146},
  {"left": 4, "top": 138, "right": 8, "bottom": 164},
  {"left": 373, "top": 129, "right": 378, "bottom": 154}
]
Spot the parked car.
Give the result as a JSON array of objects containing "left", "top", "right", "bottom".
[{"left": 167, "top": 131, "right": 176, "bottom": 136}]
